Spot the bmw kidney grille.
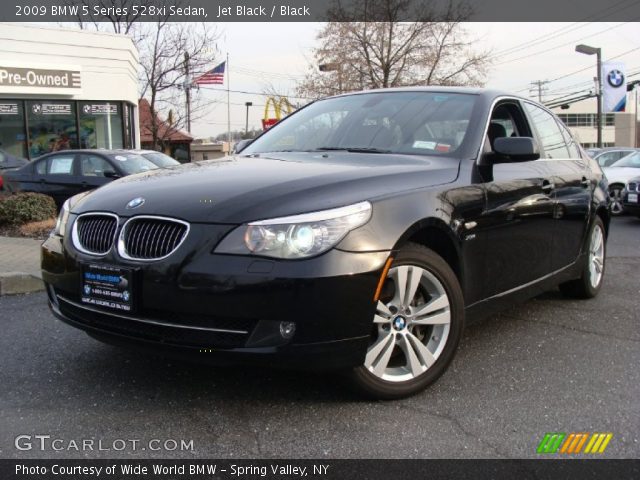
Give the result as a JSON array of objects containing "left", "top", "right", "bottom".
[{"left": 72, "top": 214, "right": 188, "bottom": 260}]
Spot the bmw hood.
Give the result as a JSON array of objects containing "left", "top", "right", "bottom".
[
  {"left": 603, "top": 167, "right": 640, "bottom": 185},
  {"left": 73, "top": 153, "right": 461, "bottom": 224}
]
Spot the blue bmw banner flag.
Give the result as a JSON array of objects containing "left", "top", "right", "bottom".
[{"left": 602, "top": 62, "right": 626, "bottom": 112}]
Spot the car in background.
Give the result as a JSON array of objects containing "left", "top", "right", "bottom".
[
  {"left": 0, "top": 148, "right": 28, "bottom": 171},
  {"left": 1, "top": 150, "right": 158, "bottom": 209},
  {"left": 622, "top": 176, "right": 640, "bottom": 218},
  {"left": 591, "top": 147, "right": 639, "bottom": 168},
  {"left": 603, "top": 151, "right": 640, "bottom": 215},
  {"left": 132, "top": 150, "right": 181, "bottom": 168}
]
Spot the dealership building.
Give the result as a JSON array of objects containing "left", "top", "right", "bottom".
[
  {"left": 0, "top": 23, "right": 140, "bottom": 160},
  {"left": 551, "top": 93, "right": 639, "bottom": 148}
]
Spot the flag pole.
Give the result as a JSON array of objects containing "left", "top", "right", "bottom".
[{"left": 226, "top": 52, "right": 231, "bottom": 153}]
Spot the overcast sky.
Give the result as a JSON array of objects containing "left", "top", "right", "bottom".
[{"left": 188, "top": 22, "right": 640, "bottom": 138}]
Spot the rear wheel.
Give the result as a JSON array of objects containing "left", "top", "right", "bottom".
[
  {"left": 559, "top": 216, "right": 606, "bottom": 299},
  {"left": 349, "top": 244, "right": 464, "bottom": 399}
]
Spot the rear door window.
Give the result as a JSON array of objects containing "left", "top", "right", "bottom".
[
  {"left": 524, "top": 103, "right": 570, "bottom": 159},
  {"left": 47, "top": 154, "right": 76, "bottom": 175}
]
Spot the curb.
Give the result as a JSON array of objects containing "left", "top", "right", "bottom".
[{"left": 0, "top": 272, "right": 44, "bottom": 296}]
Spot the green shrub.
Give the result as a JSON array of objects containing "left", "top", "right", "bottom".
[{"left": 0, "top": 192, "right": 58, "bottom": 226}]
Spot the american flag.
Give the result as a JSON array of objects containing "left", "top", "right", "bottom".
[{"left": 195, "top": 62, "right": 225, "bottom": 85}]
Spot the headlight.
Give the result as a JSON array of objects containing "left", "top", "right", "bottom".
[
  {"left": 215, "top": 201, "right": 372, "bottom": 259},
  {"left": 53, "top": 199, "right": 71, "bottom": 237}
]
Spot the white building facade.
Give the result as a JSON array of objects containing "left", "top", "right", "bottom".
[{"left": 0, "top": 23, "right": 140, "bottom": 160}]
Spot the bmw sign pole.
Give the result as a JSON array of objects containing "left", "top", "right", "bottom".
[{"left": 575, "top": 44, "right": 603, "bottom": 148}]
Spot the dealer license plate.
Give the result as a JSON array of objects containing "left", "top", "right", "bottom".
[
  {"left": 628, "top": 193, "right": 638, "bottom": 203},
  {"left": 81, "top": 263, "right": 135, "bottom": 312}
]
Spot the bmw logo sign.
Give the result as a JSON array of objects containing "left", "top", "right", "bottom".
[
  {"left": 83, "top": 284, "right": 91, "bottom": 295},
  {"left": 126, "top": 197, "right": 145, "bottom": 209},
  {"left": 607, "top": 69, "right": 625, "bottom": 88},
  {"left": 122, "top": 291, "right": 130, "bottom": 302},
  {"left": 392, "top": 315, "right": 407, "bottom": 331}
]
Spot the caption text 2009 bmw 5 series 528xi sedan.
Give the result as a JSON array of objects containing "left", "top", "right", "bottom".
[{"left": 41, "top": 87, "right": 610, "bottom": 399}]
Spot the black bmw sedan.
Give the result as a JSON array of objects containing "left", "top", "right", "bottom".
[
  {"left": 41, "top": 88, "right": 610, "bottom": 399},
  {"left": 1, "top": 150, "right": 158, "bottom": 209}
]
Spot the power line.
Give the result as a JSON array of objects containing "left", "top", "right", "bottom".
[
  {"left": 489, "top": 0, "right": 639, "bottom": 59},
  {"left": 494, "top": 21, "right": 634, "bottom": 67},
  {"left": 514, "top": 46, "right": 640, "bottom": 93}
]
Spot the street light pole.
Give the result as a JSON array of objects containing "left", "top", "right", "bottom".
[
  {"left": 575, "top": 44, "right": 603, "bottom": 148},
  {"left": 244, "top": 101, "right": 253, "bottom": 136}
]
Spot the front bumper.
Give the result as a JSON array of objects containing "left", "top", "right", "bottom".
[
  {"left": 622, "top": 190, "right": 640, "bottom": 215},
  {"left": 41, "top": 227, "right": 390, "bottom": 370}
]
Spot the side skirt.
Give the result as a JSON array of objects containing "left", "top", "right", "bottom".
[{"left": 464, "top": 256, "right": 584, "bottom": 325}]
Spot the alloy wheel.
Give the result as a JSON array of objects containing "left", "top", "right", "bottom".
[
  {"left": 588, "top": 223, "right": 605, "bottom": 289},
  {"left": 609, "top": 187, "right": 624, "bottom": 216},
  {"left": 364, "top": 265, "right": 451, "bottom": 383}
]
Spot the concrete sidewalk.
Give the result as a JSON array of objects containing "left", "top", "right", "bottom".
[{"left": 0, "top": 236, "right": 44, "bottom": 295}]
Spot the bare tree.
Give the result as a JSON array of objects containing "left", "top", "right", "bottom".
[
  {"left": 137, "top": 20, "right": 219, "bottom": 149},
  {"left": 66, "top": 1, "right": 220, "bottom": 149},
  {"left": 65, "top": 0, "right": 152, "bottom": 34},
  {"left": 297, "top": 0, "right": 491, "bottom": 99}
]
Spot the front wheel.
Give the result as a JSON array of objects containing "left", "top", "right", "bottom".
[
  {"left": 608, "top": 185, "right": 624, "bottom": 216},
  {"left": 349, "top": 244, "right": 464, "bottom": 399}
]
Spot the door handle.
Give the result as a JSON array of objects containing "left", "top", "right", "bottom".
[
  {"left": 581, "top": 177, "right": 590, "bottom": 188},
  {"left": 541, "top": 180, "right": 555, "bottom": 193}
]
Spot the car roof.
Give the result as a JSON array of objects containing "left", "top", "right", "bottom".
[
  {"left": 595, "top": 147, "right": 638, "bottom": 152},
  {"left": 327, "top": 86, "right": 525, "bottom": 102}
]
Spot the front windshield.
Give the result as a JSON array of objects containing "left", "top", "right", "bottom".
[
  {"left": 611, "top": 152, "right": 640, "bottom": 168},
  {"left": 108, "top": 153, "right": 159, "bottom": 174},
  {"left": 243, "top": 91, "right": 477, "bottom": 157},
  {"left": 143, "top": 152, "right": 180, "bottom": 168}
]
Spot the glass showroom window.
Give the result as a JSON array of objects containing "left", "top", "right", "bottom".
[
  {"left": 27, "top": 100, "right": 78, "bottom": 157},
  {"left": 79, "top": 102, "right": 124, "bottom": 149},
  {"left": 0, "top": 101, "right": 27, "bottom": 158}
]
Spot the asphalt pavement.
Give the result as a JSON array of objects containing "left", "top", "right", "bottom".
[{"left": 1, "top": 217, "right": 638, "bottom": 459}]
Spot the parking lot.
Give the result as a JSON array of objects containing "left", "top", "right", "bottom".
[{"left": 1, "top": 216, "right": 638, "bottom": 459}]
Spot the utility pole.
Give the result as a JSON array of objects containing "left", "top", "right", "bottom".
[
  {"left": 529, "top": 80, "right": 549, "bottom": 102},
  {"left": 244, "top": 101, "right": 253, "bottom": 136},
  {"left": 184, "top": 52, "right": 191, "bottom": 134},
  {"left": 575, "top": 44, "right": 602, "bottom": 148}
]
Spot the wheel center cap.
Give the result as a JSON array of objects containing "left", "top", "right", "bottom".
[{"left": 392, "top": 315, "right": 407, "bottom": 331}]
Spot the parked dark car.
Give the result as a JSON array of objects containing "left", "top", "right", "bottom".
[
  {"left": 133, "top": 149, "right": 181, "bottom": 168},
  {"left": 0, "top": 148, "right": 28, "bottom": 171},
  {"left": 622, "top": 176, "right": 640, "bottom": 217},
  {"left": 42, "top": 88, "right": 610, "bottom": 399},
  {"left": 1, "top": 150, "right": 158, "bottom": 209}
]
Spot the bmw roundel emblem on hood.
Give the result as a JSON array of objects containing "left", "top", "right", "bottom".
[{"left": 126, "top": 197, "right": 145, "bottom": 209}]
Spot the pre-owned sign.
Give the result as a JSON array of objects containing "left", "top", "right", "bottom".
[{"left": 0, "top": 65, "right": 81, "bottom": 90}]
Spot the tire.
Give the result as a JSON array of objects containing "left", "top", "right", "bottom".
[
  {"left": 608, "top": 185, "right": 624, "bottom": 216},
  {"left": 349, "top": 243, "right": 464, "bottom": 400},
  {"left": 559, "top": 216, "right": 606, "bottom": 299}
]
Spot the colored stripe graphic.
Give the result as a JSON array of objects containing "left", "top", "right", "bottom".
[
  {"left": 559, "top": 433, "right": 589, "bottom": 454},
  {"left": 540, "top": 433, "right": 613, "bottom": 454},
  {"left": 584, "top": 433, "right": 613, "bottom": 454},
  {"left": 537, "top": 433, "right": 566, "bottom": 454}
]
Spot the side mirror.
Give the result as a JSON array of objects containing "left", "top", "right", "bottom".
[
  {"left": 493, "top": 137, "right": 540, "bottom": 162},
  {"left": 104, "top": 171, "right": 120, "bottom": 179},
  {"left": 233, "top": 139, "right": 253, "bottom": 154}
]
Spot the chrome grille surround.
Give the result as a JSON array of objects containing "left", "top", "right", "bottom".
[
  {"left": 627, "top": 182, "right": 638, "bottom": 192},
  {"left": 117, "top": 215, "right": 190, "bottom": 261},
  {"left": 71, "top": 213, "right": 119, "bottom": 256}
]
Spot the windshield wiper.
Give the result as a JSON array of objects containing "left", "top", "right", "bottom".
[{"left": 314, "top": 147, "right": 392, "bottom": 154}]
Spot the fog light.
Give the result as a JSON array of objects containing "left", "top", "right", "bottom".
[{"left": 279, "top": 321, "right": 296, "bottom": 339}]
